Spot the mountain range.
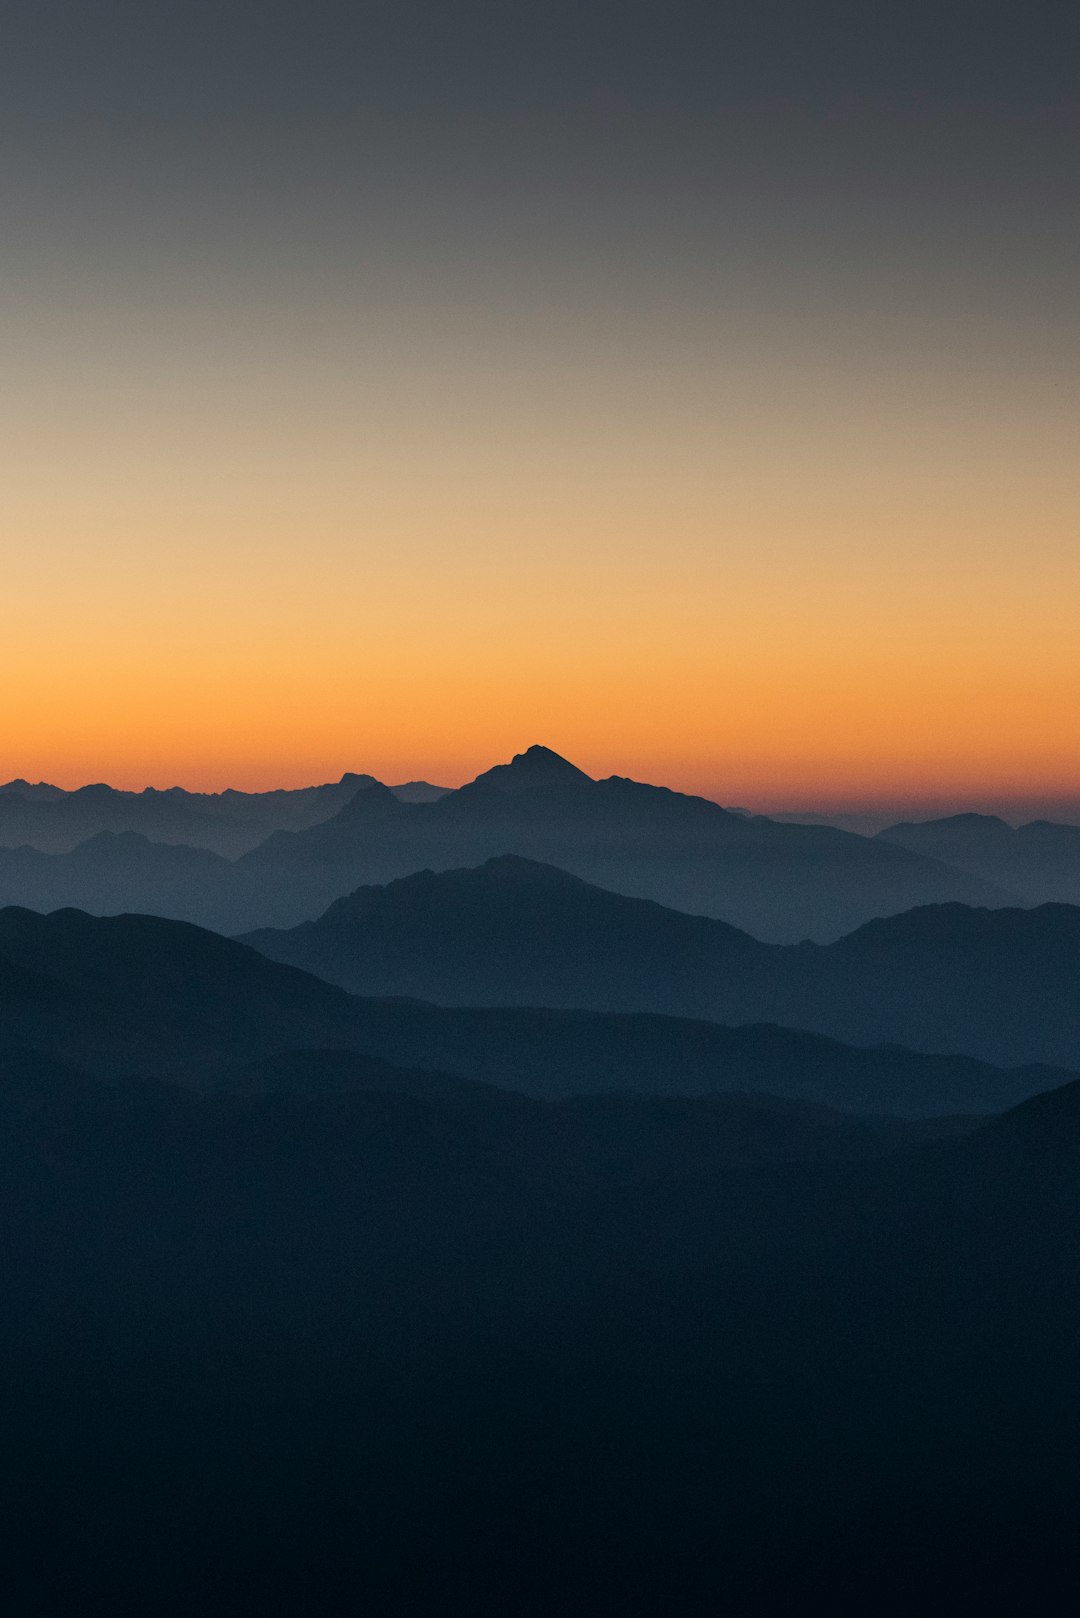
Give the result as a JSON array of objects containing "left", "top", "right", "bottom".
[
  {"left": 0, "top": 772, "right": 450, "bottom": 856},
  {"left": 0, "top": 903, "right": 1068, "bottom": 1115},
  {"left": 0, "top": 746, "right": 1018, "bottom": 940},
  {"left": 240, "top": 854, "right": 1080, "bottom": 1071},
  {"left": 878, "top": 812, "right": 1080, "bottom": 906},
  {"left": 5, "top": 758, "right": 1080, "bottom": 1611}
]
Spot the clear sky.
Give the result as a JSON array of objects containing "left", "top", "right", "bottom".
[{"left": 3, "top": 1, "right": 1078, "bottom": 810}]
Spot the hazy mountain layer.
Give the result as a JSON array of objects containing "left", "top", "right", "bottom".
[
  {"left": 241, "top": 855, "right": 1080, "bottom": 1071},
  {"left": 0, "top": 773, "right": 449, "bottom": 856},
  {"left": 879, "top": 812, "right": 1080, "bottom": 905},
  {"left": 1, "top": 904, "right": 1063, "bottom": 1115},
  {"left": 0, "top": 747, "right": 1016, "bottom": 940}
]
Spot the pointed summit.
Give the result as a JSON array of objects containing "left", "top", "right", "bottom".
[
  {"left": 467, "top": 745, "right": 594, "bottom": 796},
  {"left": 332, "top": 779, "right": 405, "bottom": 821}
]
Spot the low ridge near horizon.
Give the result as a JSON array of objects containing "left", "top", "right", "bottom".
[{"left": 0, "top": 769, "right": 453, "bottom": 857}]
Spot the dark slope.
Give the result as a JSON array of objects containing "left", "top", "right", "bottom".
[
  {"left": 815, "top": 900, "right": 1080, "bottom": 1066},
  {"left": 880, "top": 811, "right": 1080, "bottom": 906},
  {"left": 0, "top": 905, "right": 1064, "bottom": 1114},
  {"left": 242, "top": 856, "right": 1080, "bottom": 1070},
  {"left": 234, "top": 745, "right": 1012, "bottom": 941},
  {"left": 337, "top": 1003, "right": 1052, "bottom": 1115},
  {"left": 3, "top": 1040, "right": 1080, "bottom": 1611},
  {"left": 0, "top": 905, "right": 375, "bottom": 1083}
]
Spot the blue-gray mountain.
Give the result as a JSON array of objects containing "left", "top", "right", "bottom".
[
  {"left": 0, "top": 904, "right": 1065, "bottom": 1115},
  {"left": 242, "top": 855, "right": 1080, "bottom": 1071},
  {"left": 0, "top": 772, "right": 450, "bottom": 856},
  {"left": 0, "top": 747, "right": 1014, "bottom": 941},
  {"left": 878, "top": 812, "right": 1080, "bottom": 906}
]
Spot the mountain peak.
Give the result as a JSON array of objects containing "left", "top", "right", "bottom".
[
  {"left": 468, "top": 745, "right": 593, "bottom": 795},
  {"left": 332, "top": 780, "right": 405, "bottom": 820}
]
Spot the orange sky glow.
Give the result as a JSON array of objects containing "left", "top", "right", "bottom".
[{"left": 4, "top": 226, "right": 1077, "bottom": 816}]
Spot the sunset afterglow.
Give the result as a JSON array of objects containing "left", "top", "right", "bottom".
[{"left": 3, "top": 4, "right": 1076, "bottom": 813}]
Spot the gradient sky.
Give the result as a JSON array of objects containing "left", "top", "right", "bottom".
[{"left": 3, "top": 1, "right": 1078, "bottom": 811}]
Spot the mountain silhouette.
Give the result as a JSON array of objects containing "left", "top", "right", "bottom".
[
  {"left": 388, "top": 779, "right": 451, "bottom": 803},
  {"left": 0, "top": 747, "right": 1020, "bottom": 939},
  {"left": 466, "top": 743, "right": 596, "bottom": 794},
  {"left": 3, "top": 791, "right": 1079, "bottom": 1610},
  {"left": 0, "top": 770, "right": 433, "bottom": 856},
  {"left": 0, "top": 777, "right": 65, "bottom": 802},
  {"left": 229, "top": 745, "right": 1017, "bottom": 940},
  {"left": 0, "top": 832, "right": 239, "bottom": 929},
  {"left": 879, "top": 812, "right": 1080, "bottom": 906},
  {"left": 0, "top": 903, "right": 1066, "bottom": 1115},
  {"left": 241, "top": 855, "right": 1080, "bottom": 1070}
]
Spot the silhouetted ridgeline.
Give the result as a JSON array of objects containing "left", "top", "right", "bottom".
[
  {"left": 0, "top": 746, "right": 1016, "bottom": 939},
  {"left": 0, "top": 905, "right": 1068, "bottom": 1113},
  {"left": 879, "top": 811, "right": 1080, "bottom": 905},
  {"left": 4, "top": 757, "right": 1080, "bottom": 1611},
  {"left": 241, "top": 855, "right": 1080, "bottom": 1070},
  {"left": 0, "top": 771, "right": 450, "bottom": 856}
]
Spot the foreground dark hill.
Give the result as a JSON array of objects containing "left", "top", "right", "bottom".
[
  {"left": 0, "top": 905, "right": 1062, "bottom": 1115},
  {"left": 243, "top": 856, "right": 1080, "bottom": 1070},
  {"left": 0, "top": 747, "right": 1012, "bottom": 940},
  {"left": 3, "top": 1036, "right": 1080, "bottom": 1611},
  {"left": 0, "top": 772, "right": 449, "bottom": 857},
  {"left": 879, "top": 812, "right": 1080, "bottom": 906}
]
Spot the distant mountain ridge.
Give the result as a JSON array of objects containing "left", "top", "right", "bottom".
[
  {"left": 0, "top": 771, "right": 450, "bottom": 856},
  {"left": 879, "top": 812, "right": 1080, "bottom": 906},
  {"left": 222, "top": 745, "right": 1024, "bottom": 941},
  {"left": 0, "top": 745, "right": 1024, "bottom": 939},
  {"left": 242, "top": 854, "right": 1080, "bottom": 1070},
  {"left": 0, "top": 903, "right": 1066, "bottom": 1116}
]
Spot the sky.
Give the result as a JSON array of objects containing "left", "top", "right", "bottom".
[{"left": 3, "top": 1, "right": 1078, "bottom": 812}]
